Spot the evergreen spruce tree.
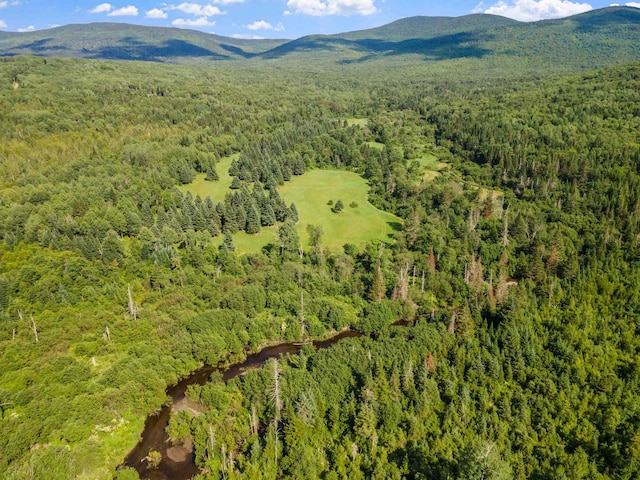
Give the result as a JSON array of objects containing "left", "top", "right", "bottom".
[
  {"left": 206, "top": 166, "right": 219, "bottom": 181},
  {"left": 221, "top": 231, "right": 235, "bottom": 251},
  {"left": 246, "top": 204, "right": 262, "bottom": 234},
  {"left": 261, "top": 203, "right": 277, "bottom": 227},
  {"left": 230, "top": 176, "right": 242, "bottom": 189},
  {"left": 289, "top": 203, "right": 299, "bottom": 223}
]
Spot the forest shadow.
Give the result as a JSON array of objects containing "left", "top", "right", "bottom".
[
  {"left": 262, "top": 32, "right": 493, "bottom": 62},
  {"left": 387, "top": 221, "right": 403, "bottom": 232},
  {"left": 12, "top": 38, "right": 66, "bottom": 53},
  {"left": 219, "top": 44, "right": 256, "bottom": 59},
  {"left": 87, "top": 39, "right": 230, "bottom": 61},
  {"left": 573, "top": 8, "right": 640, "bottom": 33}
]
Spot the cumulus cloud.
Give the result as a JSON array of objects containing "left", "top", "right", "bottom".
[
  {"left": 482, "top": 0, "right": 593, "bottom": 21},
  {"left": 17, "top": 25, "right": 34, "bottom": 32},
  {"left": 172, "top": 3, "right": 224, "bottom": 16},
  {"left": 146, "top": 8, "right": 168, "bottom": 18},
  {"left": 108, "top": 5, "right": 139, "bottom": 16},
  {"left": 172, "top": 16, "right": 216, "bottom": 26},
  {"left": 90, "top": 3, "right": 113, "bottom": 13},
  {"left": 286, "top": 0, "right": 378, "bottom": 16},
  {"left": 0, "top": 20, "right": 7, "bottom": 27},
  {"left": 232, "top": 33, "right": 265, "bottom": 39},
  {"left": 625, "top": 2, "right": 640, "bottom": 7},
  {"left": 246, "top": 20, "right": 284, "bottom": 31},
  {"left": 214, "top": 0, "right": 244, "bottom": 3}
]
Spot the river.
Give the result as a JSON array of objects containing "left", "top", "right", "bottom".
[{"left": 120, "top": 329, "right": 363, "bottom": 480}]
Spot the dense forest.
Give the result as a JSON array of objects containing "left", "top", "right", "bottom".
[{"left": 0, "top": 48, "right": 639, "bottom": 480}]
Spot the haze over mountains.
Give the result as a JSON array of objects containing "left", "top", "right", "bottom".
[{"left": 0, "top": 6, "right": 638, "bottom": 68}]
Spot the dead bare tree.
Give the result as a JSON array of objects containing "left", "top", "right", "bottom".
[
  {"left": 270, "top": 358, "right": 282, "bottom": 470},
  {"left": 30, "top": 315, "right": 38, "bottom": 343},
  {"left": 397, "top": 261, "right": 410, "bottom": 301},
  {"left": 501, "top": 204, "right": 510, "bottom": 247},
  {"left": 127, "top": 284, "right": 138, "bottom": 321}
]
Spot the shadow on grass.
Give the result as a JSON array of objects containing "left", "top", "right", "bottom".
[{"left": 387, "top": 221, "right": 403, "bottom": 232}]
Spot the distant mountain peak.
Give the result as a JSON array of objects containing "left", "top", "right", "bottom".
[{"left": 0, "top": 7, "right": 638, "bottom": 68}]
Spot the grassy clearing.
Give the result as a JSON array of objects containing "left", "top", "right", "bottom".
[
  {"left": 280, "top": 170, "right": 401, "bottom": 250},
  {"left": 178, "top": 153, "right": 239, "bottom": 203},
  {"left": 366, "top": 141, "right": 385, "bottom": 150},
  {"left": 185, "top": 168, "right": 402, "bottom": 254},
  {"left": 412, "top": 152, "right": 447, "bottom": 183},
  {"left": 346, "top": 118, "right": 369, "bottom": 127}
]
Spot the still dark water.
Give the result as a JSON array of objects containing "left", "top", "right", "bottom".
[{"left": 120, "top": 329, "right": 362, "bottom": 480}]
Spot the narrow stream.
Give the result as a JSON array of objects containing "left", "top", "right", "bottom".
[{"left": 120, "top": 329, "right": 363, "bottom": 480}]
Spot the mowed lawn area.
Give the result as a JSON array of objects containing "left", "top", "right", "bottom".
[
  {"left": 180, "top": 165, "right": 402, "bottom": 254},
  {"left": 178, "top": 153, "right": 239, "bottom": 203},
  {"left": 280, "top": 169, "right": 402, "bottom": 250}
]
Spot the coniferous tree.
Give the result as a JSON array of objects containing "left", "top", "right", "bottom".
[
  {"left": 246, "top": 205, "right": 261, "bottom": 234},
  {"left": 221, "top": 231, "right": 235, "bottom": 252},
  {"left": 206, "top": 166, "right": 219, "bottom": 181},
  {"left": 289, "top": 203, "right": 299, "bottom": 223}
]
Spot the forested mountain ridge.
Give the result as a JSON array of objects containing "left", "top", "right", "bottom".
[
  {"left": 0, "top": 22, "right": 287, "bottom": 62},
  {"left": 0, "top": 6, "right": 639, "bottom": 69}
]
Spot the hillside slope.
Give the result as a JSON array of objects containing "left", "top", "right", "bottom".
[{"left": 0, "top": 22, "right": 286, "bottom": 62}]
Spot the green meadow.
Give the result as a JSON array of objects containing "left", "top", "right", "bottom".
[
  {"left": 180, "top": 167, "right": 401, "bottom": 254},
  {"left": 280, "top": 170, "right": 402, "bottom": 250},
  {"left": 178, "top": 153, "right": 239, "bottom": 203},
  {"left": 414, "top": 152, "right": 447, "bottom": 182}
]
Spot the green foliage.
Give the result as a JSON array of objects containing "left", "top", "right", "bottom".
[{"left": 0, "top": 50, "right": 639, "bottom": 480}]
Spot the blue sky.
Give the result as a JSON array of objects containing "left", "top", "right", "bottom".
[{"left": 0, "top": 1, "right": 637, "bottom": 38}]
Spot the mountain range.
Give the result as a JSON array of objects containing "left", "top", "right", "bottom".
[{"left": 0, "top": 6, "right": 638, "bottom": 68}]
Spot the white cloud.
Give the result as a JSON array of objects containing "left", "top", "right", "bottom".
[
  {"left": 146, "top": 8, "right": 168, "bottom": 18},
  {"left": 472, "top": 2, "right": 485, "bottom": 13},
  {"left": 286, "top": 0, "right": 378, "bottom": 16},
  {"left": 0, "top": 20, "right": 6, "bottom": 28},
  {"left": 483, "top": 0, "right": 593, "bottom": 21},
  {"left": 108, "top": 5, "right": 139, "bottom": 16},
  {"left": 625, "top": 2, "right": 640, "bottom": 7},
  {"left": 18, "top": 25, "right": 34, "bottom": 32},
  {"left": 232, "top": 33, "right": 265, "bottom": 39},
  {"left": 172, "top": 3, "right": 224, "bottom": 16},
  {"left": 214, "top": 0, "right": 244, "bottom": 3},
  {"left": 172, "top": 16, "right": 216, "bottom": 26},
  {"left": 0, "top": 2, "right": 7, "bottom": 8},
  {"left": 90, "top": 3, "right": 113, "bottom": 13},
  {"left": 246, "top": 20, "right": 284, "bottom": 31}
]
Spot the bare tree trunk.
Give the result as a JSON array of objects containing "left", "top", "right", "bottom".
[
  {"left": 271, "top": 359, "right": 281, "bottom": 471},
  {"left": 448, "top": 311, "right": 457, "bottom": 334},
  {"left": 300, "top": 291, "right": 306, "bottom": 337},
  {"left": 208, "top": 426, "right": 215, "bottom": 461},
  {"left": 104, "top": 325, "right": 111, "bottom": 342},
  {"left": 501, "top": 205, "right": 510, "bottom": 247},
  {"left": 127, "top": 284, "right": 137, "bottom": 321},
  {"left": 251, "top": 405, "right": 258, "bottom": 435},
  {"left": 30, "top": 315, "right": 38, "bottom": 343},
  {"left": 398, "top": 261, "right": 410, "bottom": 301}
]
